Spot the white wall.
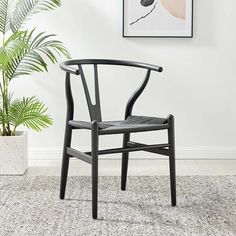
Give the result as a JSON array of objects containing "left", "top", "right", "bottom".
[{"left": 11, "top": 0, "right": 236, "bottom": 160}]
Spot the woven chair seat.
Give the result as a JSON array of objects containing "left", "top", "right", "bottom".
[{"left": 69, "top": 115, "right": 168, "bottom": 134}]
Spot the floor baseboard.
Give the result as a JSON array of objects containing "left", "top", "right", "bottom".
[
  {"left": 28, "top": 147, "right": 236, "bottom": 176},
  {"left": 28, "top": 159, "right": 236, "bottom": 176},
  {"left": 29, "top": 147, "right": 236, "bottom": 160}
]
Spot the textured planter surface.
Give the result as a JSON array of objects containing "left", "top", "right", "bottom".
[{"left": 0, "top": 131, "right": 28, "bottom": 175}]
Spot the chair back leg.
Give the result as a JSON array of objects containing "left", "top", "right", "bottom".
[
  {"left": 91, "top": 121, "right": 99, "bottom": 219},
  {"left": 121, "top": 133, "right": 130, "bottom": 190},
  {"left": 60, "top": 125, "right": 72, "bottom": 199},
  {"left": 168, "top": 115, "right": 176, "bottom": 206}
]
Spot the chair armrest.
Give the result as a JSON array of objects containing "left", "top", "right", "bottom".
[
  {"left": 60, "top": 61, "right": 80, "bottom": 75},
  {"left": 60, "top": 59, "right": 163, "bottom": 74}
]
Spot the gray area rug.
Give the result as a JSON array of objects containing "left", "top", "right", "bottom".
[{"left": 0, "top": 176, "right": 235, "bottom": 236}]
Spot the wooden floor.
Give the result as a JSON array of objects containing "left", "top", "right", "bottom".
[{"left": 27, "top": 159, "right": 236, "bottom": 176}]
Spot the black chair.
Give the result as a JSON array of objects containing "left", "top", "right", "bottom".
[{"left": 59, "top": 59, "right": 176, "bottom": 219}]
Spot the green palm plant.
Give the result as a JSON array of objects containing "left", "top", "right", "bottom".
[{"left": 0, "top": 0, "right": 70, "bottom": 136}]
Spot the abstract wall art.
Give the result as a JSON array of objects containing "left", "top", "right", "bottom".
[{"left": 123, "top": 0, "right": 193, "bottom": 38}]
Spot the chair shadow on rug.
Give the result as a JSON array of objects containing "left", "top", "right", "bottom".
[
  {"left": 64, "top": 196, "right": 176, "bottom": 224},
  {"left": 59, "top": 59, "right": 176, "bottom": 219},
  {"left": 64, "top": 197, "right": 160, "bottom": 224}
]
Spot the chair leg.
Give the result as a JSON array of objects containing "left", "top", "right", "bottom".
[
  {"left": 168, "top": 115, "right": 176, "bottom": 206},
  {"left": 91, "top": 121, "right": 99, "bottom": 219},
  {"left": 121, "top": 133, "right": 130, "bottom": 191},
  {"left": 60, "top": 125, "right": 72, "bottom": 200}
]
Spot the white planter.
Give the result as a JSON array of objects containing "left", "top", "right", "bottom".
[{"left": 0, "top": 131, "right": 28, "bottom": 175}]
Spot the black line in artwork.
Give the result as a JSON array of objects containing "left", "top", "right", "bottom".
[{"left": 130, "top": 2, "right": 157, "bottom": 26}]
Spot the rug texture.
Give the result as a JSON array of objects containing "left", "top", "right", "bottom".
[{"left": 0, "top": 176, "right": 235, "bottom": 236}]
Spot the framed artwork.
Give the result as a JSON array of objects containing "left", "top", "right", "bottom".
[{"left": 123, "top": 0, "right": 193, "bottom": 38}]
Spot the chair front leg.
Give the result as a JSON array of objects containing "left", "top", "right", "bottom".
[
  {"left": 60, "top": 124, "right": 72, "bottom": 199},
  {"left": 91, "top": 121, "right": 99, "bottom": 219},
  {"left": 121, "top": 133, "right": 130, "bottom": 191},
  {"left": 168, "top": 115, "right": 176, "bottom": 206}
]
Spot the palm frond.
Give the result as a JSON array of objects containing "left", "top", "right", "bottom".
[
  {"left": 11, "top": 0, "right": 61, "bottom": 32},
  {"left": 0, "top": 94, "right": 7, "bottom": 126},
  {"left": 0, "top": 31, "right": 27, "bottom": 70},
  {"left": 0, "top": 0, "right": 15, "bottom": 34},
  {"left": 5, "top": 29, "right": 70, "bottom": 79},
  {"left": 0, "top": 110, "right": 4, "bottom": 126},
  {"left": 8, "top": 96, "right": 53, "bottom": 132},
  {"left": 0, "top": 98, "right": 4, "bottom": 125}
]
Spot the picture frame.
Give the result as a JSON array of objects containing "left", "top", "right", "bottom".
[{"left": 123, "top": 0, "right": 193, "bottom": 38}]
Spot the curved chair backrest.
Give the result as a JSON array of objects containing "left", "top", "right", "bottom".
[{"left": 60, "top": 59, "right": 163, "bottom": 122}]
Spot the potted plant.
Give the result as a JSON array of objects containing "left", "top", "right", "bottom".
[{"left": 0, "top": 0, "right": 69, "bottom": 175}]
